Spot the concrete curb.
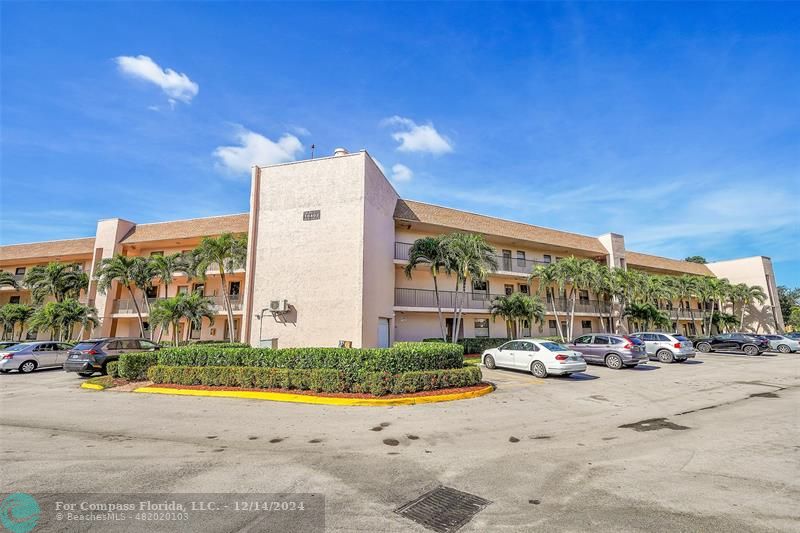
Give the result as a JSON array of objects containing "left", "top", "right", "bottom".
[
  {"left": 81, "top": 382, "right": 106, "bottom": 390},
  {"left": 131, "top": 383, "right": 495, "bottom": 406}
]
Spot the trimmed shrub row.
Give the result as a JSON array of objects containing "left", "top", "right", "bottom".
[
  {"left": 119, "top": 342, "right": 463, "bottom": 384},
  {"left": 423, "top": 336, "right": 566, "bottom": 354},
  {"left": 146, "top": 364, "right": 482, "bottom": 397},
  {"left": 106, "top": 361, "right": 119, "bottom": 378}
]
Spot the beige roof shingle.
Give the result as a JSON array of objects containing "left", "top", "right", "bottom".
[
  {"left": 394, "top": 199, "right": 608, "bottom": 254},
  {"left": 626, "top": 251, "right": 713, "bottom": 276},
  {"left": 0, "top": 237, "right": 95, "bottom": 263},
  {"left": 121, "top": 213, "right": 249, "bottom": 244}
]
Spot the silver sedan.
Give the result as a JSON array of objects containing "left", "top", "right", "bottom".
[
  {"left": 0, "top": 342, "right": 74, "bottom": 373},
  {"left": 762, "top": 335, "right": 800, "bottom": 353}
]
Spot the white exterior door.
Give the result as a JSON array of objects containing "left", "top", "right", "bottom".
[{"left": 377, "top": 318, "right": 390, "bottom": 348}]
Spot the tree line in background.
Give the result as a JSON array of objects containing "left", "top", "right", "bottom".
[
  {"left": 778, "top": 286, "right": 800, "bottom": 331},
  {"left": 404, "top": 233, "right": 772, "bottom": 343},
  {"left": 0, "top": 233, "right": 246, "bottom": 344}
]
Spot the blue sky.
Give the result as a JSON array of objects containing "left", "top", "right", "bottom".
[{"left": 1, "top": 2, "right": 798, "bottom": 285}]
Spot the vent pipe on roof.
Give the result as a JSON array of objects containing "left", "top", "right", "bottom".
[{"left": 333, "top": 147, "right": 349, "bottom": 157}]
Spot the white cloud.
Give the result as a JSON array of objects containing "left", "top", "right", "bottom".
[
  {"left": 214, "top": 127, "right": 303, "bottom": 175},
  {"left": 383, "top": 116, "right": 453, "bottom": 154},
  {"left": 115, "top": 55, "right": 199, "bottom": 104},
  {"left": 290, "top": 126, "right": 311, "bottom": 136},
  {"left": 390, "top": 163, "right": 413, "bottom": 182}
]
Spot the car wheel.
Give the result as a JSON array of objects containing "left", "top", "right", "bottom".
[
  {"left": 777, "top": 344, "right": 791, "bottom": 354},
  {"left": 78, "top": 371, "right": 94, "bottom": 377},
  {"left": 657, "top": 350, "right": 675, "bottom": 364},
  {"left": 697, "top": 342, "right": 711, "bottom": 353},
  {"left": 19, "top": 361, "right": 36, "bottom": 374},
  {"left": 605, "top": 354, "right": 623, "bottom": 369},
  {"left": 530, "top": 361, "right": 548, "bottom": 378},
  {"left": 483, "top": 354, "right": 496, "bottom": 369},
  {"left": 743, "top": 345, "right": 759, "bottom": 356}
]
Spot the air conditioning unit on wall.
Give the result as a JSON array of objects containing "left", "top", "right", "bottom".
[{"left": 269, "top": 299, "right": 289, "bottom": 313}]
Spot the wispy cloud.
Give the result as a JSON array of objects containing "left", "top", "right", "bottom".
[
  {"left": 213, "top": 126, "right": 303, "bottom": 175},
  {"left": 390, "top": 163, "right": 413, "bottom": 182},
  {"left": 382, "top": 116, "right": 453, "bottom": 154},
  {"left": 115, "top": 55, "right": 199, "bottom": 105}
]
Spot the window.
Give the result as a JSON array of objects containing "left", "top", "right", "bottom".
[
  {"left": 150, "top": 251, "right": 164, "bottom": 257},
  {"left": 657, "top": 334, "right": 670, "bottom": 341},
  {"left": 15, "top": 267, "right": 25, "bottom": 275},
  {"left": 9, "top": 296, "right": 20, "bottom": 304},
  {"left": 474, "top": 319, "right": 489, "bottom": 337},
  {"left": 519, "top": 284, "right": 529, "bottom": 294},
  {"left": 501, "top": 250, "right": 512, "bottom": 271},
  {"left": 145, "top": 286, "right": 158, "bottom": 299},
  {"left": 190, "top": 322, "right": 201, "bottom": 340},
  {"left": 548, "top": 320, "right": 557, "bottom": 329},
  {"left": 140, "top": 340, "right": 158, "bottom": 350},
  {"left": 579, "top": 290, "right": 589, "bottom": 304},
  {"left": 106, "top": 341, "right": 122, "bottom": 350},
  {"left": 516, "top": 251, "right": 526, "bottom": 267},
  {"left": 581, "top": 320, "right": 592, "bottom": 331},
  {"left": 193, "top": 283, "right": 205, "bottom": 295},
  {"left": 504, "top": 284, "right": 514, "bottom": 296},
  {"left": 593, "top": 335, "right": 610, "bottom": 345},
  {"left": 177, "top": 286, "right": 188, "bottom": 295},
  {"left": 521, "top": 319, "right": 531, "bottom": 337},
  {"left": 500, "top": 341, "right": 518, "bottom": 351},
  {"left": 519, "top": 341, "right": 536, "bottom": 351},
  {"left": 229, "top": 281, "right": 241, "bottom": 296},
  {"left": 574, "top": 335, "right": 592, "bottom": 344},
  {"left": 543, "top": 255, "right": 551, "bottom": 263},
  {"left": 472, "top": 280, "right": 488, "bottom": 292},
  {"left": 619, "top": 258, "right": 626, "bottom": 269}
]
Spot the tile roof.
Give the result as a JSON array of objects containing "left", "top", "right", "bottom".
[
  {"left": 626, "top": 251, "right": 713, "bottom": 276},
  {"left": 394, "top": 199, "right": 608, "bottom": 254},
  {"left": 0, "top": 237, "right": 95, "bottom": 262},
  {"left": 121, "top": 213, "right": 249, "bottom": 244}
]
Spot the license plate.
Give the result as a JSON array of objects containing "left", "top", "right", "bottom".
[{"left": 69, "top": 354, "right": 79, "bottom": 359}]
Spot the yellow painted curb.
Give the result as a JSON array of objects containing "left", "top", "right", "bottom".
[
  {"left": 81, "top": 382, "right": 105, "bottom": 390},
  {"left": 132, "top": 383, "right": 495, "bottom": 406}
]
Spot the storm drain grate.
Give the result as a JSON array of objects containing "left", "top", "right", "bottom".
[{"left": 395, "top": 486, "right": 492, "bottom": 533}]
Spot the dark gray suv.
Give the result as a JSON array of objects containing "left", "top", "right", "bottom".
[{"left": 64, "top": 337, "right": 160, "bottom": 377}]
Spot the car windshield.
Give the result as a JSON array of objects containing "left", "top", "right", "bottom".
[
  {"left": 624, "top": 336, "right": 644, "bottom": 345},
  {"left": 5, "top": 343, "right": 35, "bottom": 352},
  {"left": 72, "top": 341, "right": 100, "bottom": 351},
  {"left": 539, "top": 342, "right": 567, "bottom": 351}
]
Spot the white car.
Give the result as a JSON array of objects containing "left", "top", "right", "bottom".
[{"left": 482, "top": 338, "right": 587, "bottom": 378}]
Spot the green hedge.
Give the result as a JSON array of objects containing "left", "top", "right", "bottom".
[
  {"left": 119, "top": 342, "right": 463, "bottom": 384},
  {"left": 106, "top": 361, "right": 119, "bottom": 378},
  {"left": 117, "top": 352, "right": 159, "bottom": 380},
  {"left": 147, "top": 364, "right": 481, "bottom": 396}
]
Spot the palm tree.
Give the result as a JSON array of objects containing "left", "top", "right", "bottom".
[
  {"left": 23, "top": 262, "right": 88, "bottom": 304},
  {"left": 490, "top": 292, "right": 546, "bottom": 339},
  {"left": 0, "top": 271, "right": 20, "bottom": 290},
  {"left": 530, "top": 263, "right": 565, "bottom": 340},
  {"left": 150, "top": 253, "right": 185, "bottom": 298},
  {"left": 553, "top": 256, "right": 597, "bottom": 340},
  {"left": 94, "top": 255, "right": 151, "bottom": 337},
  {"left": 490, "top": 294, "right": 518, "bottom": 338},
  {"left": 150, "top": 296, "right": 185, "bottom": 346},
  {"left": 443, "top": 233, "right": 498, "bottom": 344},
  {"left": 673, "top": 275, "right": 698, "bottom": 330},
  {"left": 179, "top": 292, "right": 216, "bottom": 343},
  {"left": 0, "top": 304, "right": 35, "bottom": 341},
  {"left": 192, "top": 233, "right": 247, "bottom": 342},
  {"left": 29, "top": 303, "right": 61, "bottom": 340},
  {"left": 623, "top": 302, "right": 667, "bottom": 331},
  {"left": 55, "top": 299, "right": 99, "bottom": 340},
  {"left": 130, "top": 257, "right": 158, "bottom": 332},
  {"left": 737, "top": 284, "right": 767, "bottom": 331},
  {"left": 404, "top": 236, "right": 450, "bottom": 341}
]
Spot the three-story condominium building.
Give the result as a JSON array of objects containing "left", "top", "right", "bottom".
[{"left": 0, "top": 149, "right": 785, "bottom": 346}]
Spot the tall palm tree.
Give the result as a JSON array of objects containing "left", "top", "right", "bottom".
[
  {"left": 404, "top": 236, "right": 450, "bottom": 341},
  {"left": 179, "top": 291, "right": 216, "bottom": 343},
  {"left": 150, "top": 296, "right": 185, "bottom": 346},
  {"left": 674, "top": 275, "right": 698, "bottom": 330},
  {"left": 192, "top": 233, "right": 248, "bottom": 342},
  {"left": 0, "top": 304, "right": 35, "bottom": 341},
  {"left": 490, "top": 292, "right": 546, "bottom": 339},
  {"left": 623, "top": 302, "right": 667, "bottom": 331},
  {"left": 530, "top": 263, "right": 565, "bottom": 340},
  {"left": 94, "top": 255, "right": 150, "bottom": 337},
  {"left": 0, "top": 271, "right": 20, "bottom": 290},
  {"left": 23, "top": 262, "right": 88, "bottom": 303},
  {"left": 149, "top": 252, "right": 188, "bottom": 298},
  {"left": 130, "top": 257, "right": 158, "bottom": 331},
  {"left": 443, "top": 233, "right": 498, "bottom": 344},
  {"left": 737, "top": 284, "right": 768, "bottom": 331},
  {"left": 29, "top": 303, "right": 61, "bottom": 340},
  {"left": 490, "top": 294, "right": 518, "bottom": 338},
  {"left": 553, "top": 256, "right": 597, "bottom": 340}
]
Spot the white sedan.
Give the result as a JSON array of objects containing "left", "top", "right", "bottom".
[{"left": 482, "top": 339, "right": 587, "bottom": 378}]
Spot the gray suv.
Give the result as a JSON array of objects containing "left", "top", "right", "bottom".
[
  {"left": 64, "top": 337, "right": 160, "bottom": 377},
  {"left": 629, "top": 332, "right": 695, "bottom": 363},
  {"left": 567, "top": 334, "right": 648, "bottom": 369}
]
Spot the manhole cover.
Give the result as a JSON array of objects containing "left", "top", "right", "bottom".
[{"left": 395, "top": 486, "right": 491, "bottom": 533}]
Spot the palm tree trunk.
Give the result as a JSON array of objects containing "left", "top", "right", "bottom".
[
  {"left": 568, "top": 289, "right": 577, "bottom": 341},
  {"left": 127, "top": 285, "right": 146, "bottom": 337},
  {"left": 432, "top": 274, "right": 446, "bottom": 341},
  {"left": 451, "top": 277, "right": 462, "bottom": 344},
  {"left": 220, "top": 272, "right": 236, "bottom": 342},
  {"left": 549, "top": 291, "right": 564, "bottom": 341}
]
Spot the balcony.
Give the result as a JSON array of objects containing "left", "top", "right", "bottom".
[
  {"left": 395, "top": 288, "right": 610, "bottom": 314},
  {"left": 112, "top": 294, "right": 243, "bottom": 315},
  {"left": 394, "top": 242, "right": 551, "bottom": 276}
]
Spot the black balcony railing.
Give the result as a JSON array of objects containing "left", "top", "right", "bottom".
[
  {"left": 395, "top": 242, "right": 550, "bottom": 274},
  {"left": 112, "top": 295, "right": 242, "bottom": 314},
  {"left": 395, "top": 288, "right": 610, "bottom": 314}
]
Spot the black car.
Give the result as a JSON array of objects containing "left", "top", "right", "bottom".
[
  {"left": 64, "top": 337, "right": 160, "bottom": 376},
  {"left": 695, "top": 333, "right": 769, "bottom": 356}
]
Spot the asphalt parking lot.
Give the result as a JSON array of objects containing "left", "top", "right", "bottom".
[{"left": 1, "top": 351, "right": 798, "bottom": 532}]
